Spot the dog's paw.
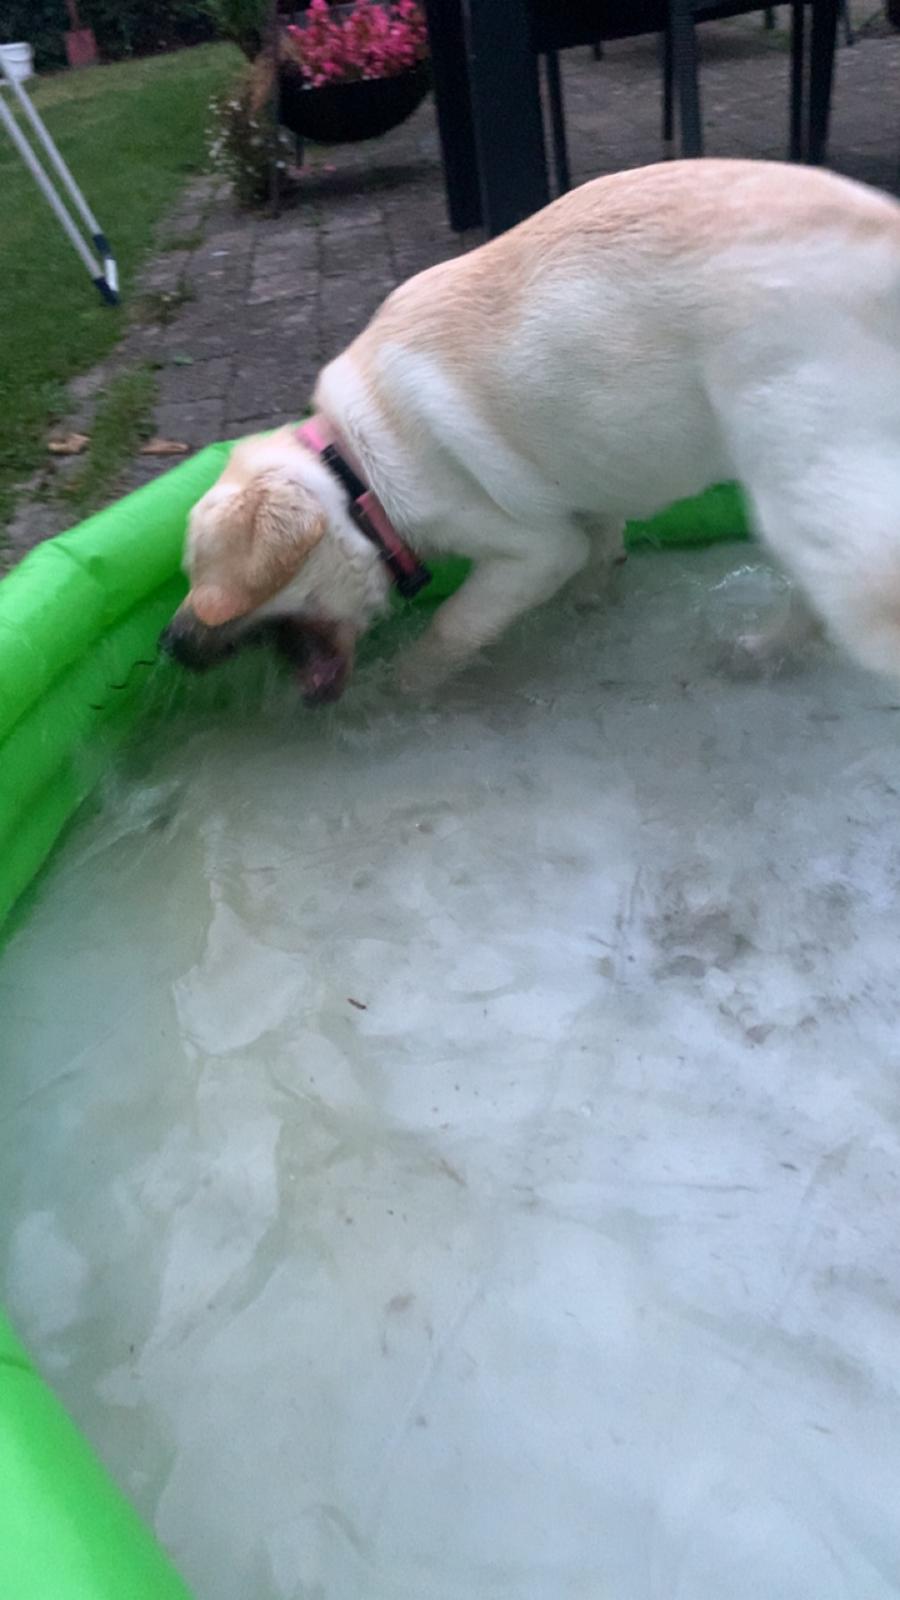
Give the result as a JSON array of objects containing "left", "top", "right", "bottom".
[
  {"left": 572, "top": 553, "right": 628, "bottom": 614},
  {"left": 393, "top": 630, "right": 475, "bottom": 699},
  {"left": 391, "top": 650, "right": 447, "bottom": 703},
  {"left": 572, "top": 591, "right": 608, "bottom": 616}
]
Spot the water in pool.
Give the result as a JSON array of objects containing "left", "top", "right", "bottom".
[{"left": 2, "top": 545, "right": 900, "bottom": 1600}]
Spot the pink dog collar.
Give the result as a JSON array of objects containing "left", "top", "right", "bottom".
[{"left": 296, "top": 416, "right": 431, "bottom": 601}]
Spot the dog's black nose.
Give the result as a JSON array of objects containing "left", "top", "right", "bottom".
[
  {"left": 160, "top": 608, "right": 269, "bottom": 672},
  {"left": 158, "top": 623, "right": 177, "bottom": 659},
  {"left": 158, "top": 618, "right": 229, "bottom": 672},
  {"left": 158, "top": 622, "right": 203, "bottom": 668}
]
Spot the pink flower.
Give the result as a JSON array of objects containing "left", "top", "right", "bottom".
[{"left": 284, "top": 0, "right": 428, "bottom": 86}]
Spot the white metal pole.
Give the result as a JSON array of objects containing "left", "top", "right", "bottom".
[
  {"left": 5, "top": 67, "right": 104, "bottom": 234},
  {"left": 0, "top": 90, "right": 104, "bottom": 280},
  {"left": 0, "top": 59, "right": 119, "bottom": 302},
  {"left": 2, "top": 61, "right": 117, "bottom": 292}
]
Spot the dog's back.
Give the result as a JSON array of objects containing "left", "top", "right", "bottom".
[{"left": 313, "top": 159, "right": 900, "bottom": 690}]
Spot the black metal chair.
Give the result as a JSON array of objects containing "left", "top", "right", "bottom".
[
  {"left": 535, "top": 0, "right": 839, "bottom": 197},
  {"left": 424, "top": 0, "right": 840, "bottom": 238}
]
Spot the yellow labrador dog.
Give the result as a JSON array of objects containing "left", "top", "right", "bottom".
[{"left": 161, "top": 159, "right": 900, "bottom": 703}]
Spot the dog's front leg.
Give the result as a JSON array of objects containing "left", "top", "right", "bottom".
[{"left": 396, "top": 522, "right": 590, "bottom": 694}]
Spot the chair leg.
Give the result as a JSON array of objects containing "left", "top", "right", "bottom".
[
  {"left": 668, "top": 0, "right": 703, "bottom": 156},
  {"left": 789, "top": 0, "right": 805, "bottom": 161},
  {"left": 764, "top": 6, "right": 776, "bottom": 26},
  {"left": 808, "top": 0, "right": 839, "bottom": 163},
  {"left": 840, "top": 0, "right": 853, "bottom": 45},
  {"left": 422, "top": 0, "right": 482, "bottom": 230},
  {"left": 592, "top": 41, "right": 605, "bottom": 59},
  {"left": 544, "top": 50, "right": 571, "bottom": 195},
  {"left": 465, "top": 0, "right": 550, "bottom": 236},
  {"left": 661, "top": 26, "right": 675, "bottom": 145}
]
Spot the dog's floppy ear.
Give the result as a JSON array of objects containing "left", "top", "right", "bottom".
[
  {"left": 246, "top": 467, "right": 327, "bottom": 593},
  {"left": 190, "top": 582, "right": 247, "bottom": 626},
  {"left": 190, "top": 469, "right": 327, "bottom": 626}
]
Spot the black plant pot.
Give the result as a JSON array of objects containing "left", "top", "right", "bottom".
[{"left": 278, "top": 60, "right": 430, "bottom": 142}]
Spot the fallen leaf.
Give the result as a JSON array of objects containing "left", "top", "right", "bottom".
[
  {"left": 170, "top": 354, "right": 194, "bottom": 366},
  {"left": 347, "top": 997, "right": 368, "bottom": 1011},
  {"left": 139, "top": 438, "right": 190, "bottom": 457},
  {"left": 48, "top": 432, "right": 89, "bottom": 456}
]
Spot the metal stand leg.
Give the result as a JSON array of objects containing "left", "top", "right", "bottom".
[
  {"left": 268, "top": 0, "right": 281, "bottom": 218},
  {"left": 544, "top": 50, "right": 571, "bottom": 195}
]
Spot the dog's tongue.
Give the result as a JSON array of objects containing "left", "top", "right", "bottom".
[{"left": 273, "top": 618, "right": 351, "bottom": 706}]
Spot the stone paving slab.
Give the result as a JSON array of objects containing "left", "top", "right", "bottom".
[{"left": 3, "top": 13, "right": 898, "bottom": 567}]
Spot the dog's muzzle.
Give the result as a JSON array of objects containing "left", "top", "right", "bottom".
[{"left": 159, "top": 607, "right": 353, "bottom": 705}]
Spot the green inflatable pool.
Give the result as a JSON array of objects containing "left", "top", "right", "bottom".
[{"left": 0, "top": 445, "right": 747, "bottom": 1598}]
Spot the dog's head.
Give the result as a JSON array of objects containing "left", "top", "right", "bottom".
[{"left": 159, "top": 427, "right": 389, "bottom": 704}]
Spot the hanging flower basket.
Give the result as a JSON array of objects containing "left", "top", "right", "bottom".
[
  {"left": 278, "top": 57, "right": 429, "bottom": 141},
  {"left": 277, "top": 0, "right": 430, "bottom": 143}
]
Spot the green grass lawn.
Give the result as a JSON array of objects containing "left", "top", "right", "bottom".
[{"left": 0, "top": 43, "right": 240, "bottom": 531}]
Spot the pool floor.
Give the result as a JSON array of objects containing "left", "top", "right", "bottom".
[{"left": 2, "top": 546, "right": 900, "bottom": 1600}]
